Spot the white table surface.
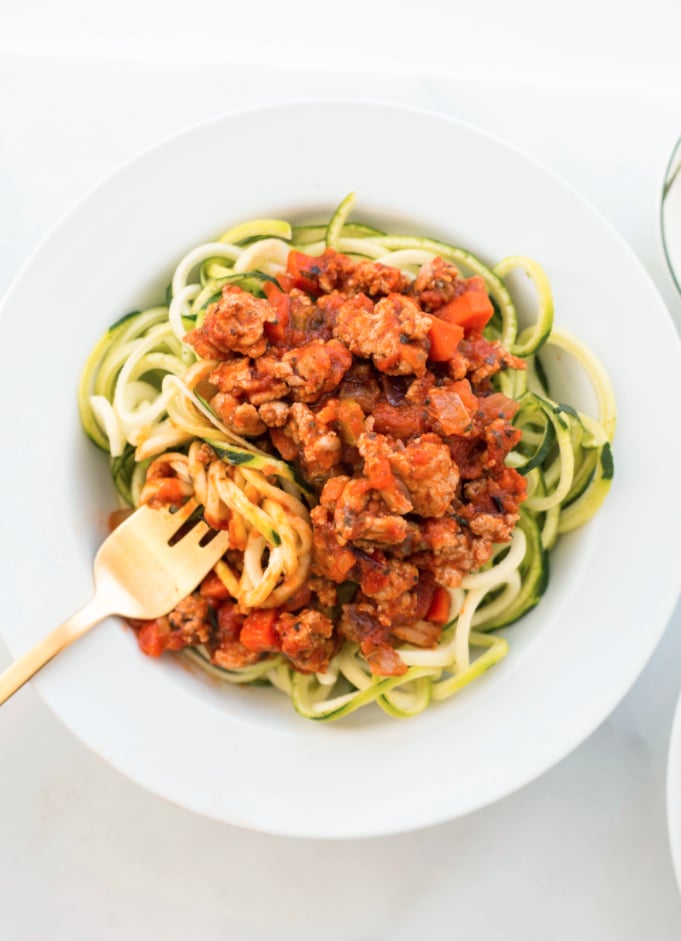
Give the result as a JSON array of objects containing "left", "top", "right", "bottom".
[{"left": 2, "top": 33, "right": 681, "bottom": 940}]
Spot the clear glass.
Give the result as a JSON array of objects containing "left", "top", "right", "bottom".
[{"left": 660, "top": 135, "right": 681, "bottom": 298}]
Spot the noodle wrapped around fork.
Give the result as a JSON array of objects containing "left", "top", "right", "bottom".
[{"left": 139, "top": 440, "right": 312, "bottom": 612}]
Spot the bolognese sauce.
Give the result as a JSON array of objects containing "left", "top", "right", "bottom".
[{"left": 131, "top": 248, "right": 527, "bottom": 677}]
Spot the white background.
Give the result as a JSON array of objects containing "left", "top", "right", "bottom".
[{"left": 2, "top": 4, "right": 681, "bottom": 938}]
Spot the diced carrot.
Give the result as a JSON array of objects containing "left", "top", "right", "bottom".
[
  {"left": 240, "top": 609, "right": 281, "bottom": 652},
  {"left": 438, "top": 283, "right": 494, "bottom": 332},
  {"left": 427, "top": 316, "right": 464, "bottom": 362},
  {"left": 426, "top": 587, "right": 451, "bottom": 625}
]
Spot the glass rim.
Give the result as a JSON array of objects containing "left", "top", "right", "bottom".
[{"left": 660, "top": 132, "right": 681, "bottom": 298}]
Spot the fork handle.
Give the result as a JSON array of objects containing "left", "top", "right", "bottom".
[{"left": 0, "top": 598, "right": 109, "bottom": 706}]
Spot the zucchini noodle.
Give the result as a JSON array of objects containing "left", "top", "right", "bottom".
[{"left": 79, "top": 194, "right": 616, "bottom": 721}]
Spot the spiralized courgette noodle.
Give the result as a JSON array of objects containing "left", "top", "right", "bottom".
[{"left": 79, "top": 193, "right": 616, "bottom": 720}]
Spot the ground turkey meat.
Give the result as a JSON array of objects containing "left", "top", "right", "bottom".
[
  {"left": 270, "top": 402, "right": 343, "bottom": 484},
  {"left": 309, "top": 502, "right": 359, "bottom": 583},
  {"left": 277, "top": 609, "right": 335, "bottom": 674},
  {"left": 280, "top": 339, "right": 352, "bottom": 402},
  {"left": 288, "top": 248, "right": 409, "bottom": 297},
  {"left": 333, "top": 292, "right": 431, "bottom": 376},
  {"left": 258, "top": 400, "right": 290, "bottom": 428},
  {"left": 209, "top": 356, "right": 288, "bottom": 405},
  {"left": 410, "top": 256, "right": 464, "bottom": 311},
  {"left": 185, "top": 285, "right": 276, "bottom": 359},
  {"left": 133, "top": 595, "right": 240, "bottom": 661},
  {"left": 449, "top": 332, "right": 526, "bottom": 387},
  {"left": 358, "top": 431, "right": 459, "bottom": 517},
  {"left": 210, "top": 601, "right": 261, "bottom": 670},
  {"left": 410, "top": 516, "right": 497, "bottom": 588},
  {"left": 357, "top": 556, "right": 420, "bottom": 603},
  {"left": 320, "top": 474, "right": 413, "bottom": 546},
  {"left": 211, "top": 393, "right": 266, "bottom": 437},
  {"left": 134, "top": 595, "right": 213, "bottom": 657},
  {"left": 344, "top": 259, "right": 410, "bottom": 297}
]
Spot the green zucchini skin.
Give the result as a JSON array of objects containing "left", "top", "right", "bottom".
[{"left": 473, "top": 511, "right": 549, "bottom": 632}]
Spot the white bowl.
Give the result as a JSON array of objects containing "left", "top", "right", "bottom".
[{"left": 1, "top": 100, "right": 680, "bottom": 838}]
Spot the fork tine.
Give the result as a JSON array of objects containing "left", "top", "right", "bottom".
[
  {"left": 176, "top": 521, "right": 229, "bottom": 553},
  {"left": 133, "top": 498, "right": 200, "bottom": 540},
  {"left": 172, "top": 497, "right": 200, "bottom": 524},
  {"left": 92, "top": 500, "right": 232, "bottom": 621}
]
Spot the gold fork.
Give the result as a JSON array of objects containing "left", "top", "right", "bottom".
[{"left": 0, "top": 499, "right": 230, "bottom": 705}]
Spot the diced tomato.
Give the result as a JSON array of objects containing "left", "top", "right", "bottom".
[
  {"left": 372, "top": 401, "right": 425, "bottom": 438},
  {"left": 286, "top": 250, "right": 322, "bottom": 295},
  {"left": 426, "top": 587, "right": 451, "bottom": 625},
  {"left": 476, "top": 391, "right": 520, "bottom": 422},
  {"left": 450, "top": 378, "right": 478, "bottom": 413},
  {"left": 263, "top": 281, "right": 282, "bottom": 300},
  {"left": 318, "top": 475, "right": 347, "bottom": 504},
  {"left": 275, "top": 272, "right": 295, "bottom": 292},
  {"left": 281, "top": 585, "right": 313, "bottom": 612},
  {"left": 142, "top": 477, "right": 189, "bottom": 508},
  {"left": 363, "top": 455, "right": 397, "bottom": 493},
  {"left": 425, "top": 386, "right": 474, "bottom": 436},
  {"left": 137, "top": 620, "right": 169, "bottom": 657},
  {"left": 269, "top": 428, "right": 298, "bottom": 461},
  {"left": 217, "top": 601, "right": 245, "bottom": 640},
  {"left": 427, "top": 315, "right": 464, "bottom": 362},
  {"left": 411, "top": 573, "right": 437, "bottom": 622},
  {"left": 199, "top": 571, "right": 232, "bottom": 601},
  {"left": 438, "top": 280, "right": 494, "bottom": 332},
  {"left": 240, "top": 609, "right": 281, "bottom": 652},
  {"left": 335, "top": 399, "right": 366, "bottom": 445},
  {"left": 263, "top": 281, "right": 290, "bottom": 343}
]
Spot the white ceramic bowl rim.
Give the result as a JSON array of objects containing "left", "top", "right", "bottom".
[{"left": 2, "top": 99, "right": 681, "bottom": 839}]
